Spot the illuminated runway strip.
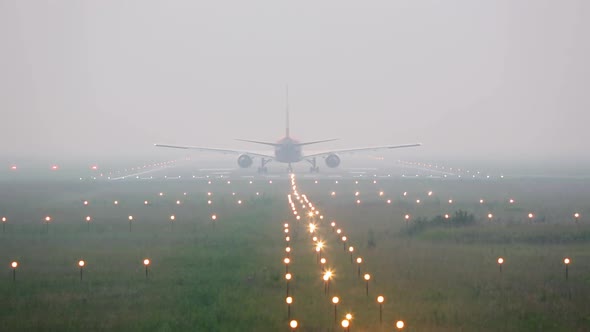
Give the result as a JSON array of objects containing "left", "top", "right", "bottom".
[
  {"left": 286, "top": 174, "right": 387, "bottom": 329},
  {"left": 109, "top": 167, "right": 172, "bottom": 180}
]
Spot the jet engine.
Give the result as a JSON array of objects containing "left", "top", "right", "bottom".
[
  {"left": 325, "top": 154, "right": 341, "bottom": 168},
  {"left": 237, "top": 154, "right": 253, "bottom": 168}
]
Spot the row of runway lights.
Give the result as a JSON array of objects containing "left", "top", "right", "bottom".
[
  {"left": 283, "top": 174, "right": 405, "bottom": 331},
  {"left": 8, "top": 259, "right": 154, "bottom": 281},
  {"left": 1, "top": 214, "right": 219, "bottom": 233},
  {"left": 329, "top": 189, "right": 583, "bottom": 222},
  {"left": 0, "top": 190, "right": 257, "bottom": 232},
  {"left": 398, "top": 160, "right": 505, "bottom": 179},
  {"left": 5, "top": 255, "right": 574, "bottom": 285},
  {"left": 5, "top": 159, "right": 181, "bottom": 173},
  {"left": 284, "top": 175, "right": 579, "bottom": 330}
]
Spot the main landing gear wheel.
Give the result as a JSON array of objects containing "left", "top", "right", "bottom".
[
  {"left": 257, "top": 158, "right": 271, "bottom": 174},
  {"left": 306, "top": 157, "right": 320, "bottom": 173}
]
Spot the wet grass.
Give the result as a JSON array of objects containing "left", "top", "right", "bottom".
[{"left": 0, "top": 177, "right": 589, "bottom": 331}]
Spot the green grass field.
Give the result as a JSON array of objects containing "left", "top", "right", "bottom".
[{"left": 1, "top": 177, "right": 589, "bottom": 331}]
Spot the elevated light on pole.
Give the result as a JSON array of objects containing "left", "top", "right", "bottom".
[
  {"left": 332, "top": 296, "right": 339, "bottom": 323},
  {"left": 285, "top": 273, "right": 292, "bottom": 296},
  {"left": 356, "top": 257, "right": 363, "bottom": 278},
  {"left": 341, "top": 319, "right": 350, "bottom": 331},
  {"left": 286, "top": 296, "right": 293, "bottom": 320},
  {"left": 11, "top": 261, "right": 18, "bottom": 281},
  {"left": 78, "top": 260, "right": 85, "bottom": 280},
  {"left": 143, "top": 259, "right": 150, "bottom": 278},
  {"left": 323, "top": 270, "right": 333, "bottom": 295},
  {"left": 377, "top": 295, "right": 384, "bottom": 323}
]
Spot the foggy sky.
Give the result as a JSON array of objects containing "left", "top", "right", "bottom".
[{"left": 1, "top": 1, "right": 589, "bottom": 164}]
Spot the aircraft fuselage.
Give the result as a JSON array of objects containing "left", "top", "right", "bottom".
[{"left": 274, "top": 137, "right": 303, "bottom": 163}]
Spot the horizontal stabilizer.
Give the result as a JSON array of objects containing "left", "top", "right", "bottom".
[
  {"left": 297, "top": 138, "right": 339, "bottom": 146},
  {"left": 235, "top": 139, "right": 279, "bottom": 146}
]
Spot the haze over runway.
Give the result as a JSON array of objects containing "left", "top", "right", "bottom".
[{"left": 1, "top": 1, "right": 589, "bottom": 172}]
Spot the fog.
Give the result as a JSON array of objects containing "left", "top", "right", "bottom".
[{"left": 1, "top": 1, "right": 589, "bottom": 168}]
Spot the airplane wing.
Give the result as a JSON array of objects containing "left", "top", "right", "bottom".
[
  {"left": 154, "top": 144, "right": 274, "bottom": 159},
  {"left": 304, "top": 143, "right": 422, "bottom": 158}
]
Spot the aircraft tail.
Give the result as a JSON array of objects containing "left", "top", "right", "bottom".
[{"left": 285, "top": 85, "right": 290, "bottom": 138}]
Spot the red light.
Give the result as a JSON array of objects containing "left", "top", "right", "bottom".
[
  {"left": 91, "top": 165, "right": 98, "bottom": 170},
  {"left": 10, "top": 165, "right": 17, "bottom": 170},
  {"left": 51, "top": 165, "right": 59, "bottom": 170}
]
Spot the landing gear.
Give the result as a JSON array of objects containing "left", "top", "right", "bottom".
[
  {"left": 257, "top": 158, "right": 271, "bottom": 174},
  {"left": 306, "top": 157, "right": 320, "bottom": 173}
]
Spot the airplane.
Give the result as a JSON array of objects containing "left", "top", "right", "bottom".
[{"left": 155, "top": 96, "right": 421, "bottom": 173}]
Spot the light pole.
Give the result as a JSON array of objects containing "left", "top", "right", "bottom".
[
  {"left": 574, "top": 213, "right": 580, "bottom": 224},
  {"left": 497, "top": 257, "right": 504, "bottom": 273},
  {"left": 170, "top": 215, "right": 175, "bottom": 231},
  {"left": 341, "top": 319, "right": 350, "bottom": 332},
  {"left": 78, "top": 260, "right": 85, "bottom": 281},
  {"left": 356, "top": 258, "right": 362, "bottom": 278},
  {"left": 564, "top": 258, "right": 571, "bottom": 280},
  {"left": 341, "top": 236, "right": 347, "bottom": 251},
  {"left": 332, "top": 296, "right": 339, "bottom": 323},
  {"left": 44, "top": 216, "right": 51, "bottom": 233},
  {"left": 377, "top": 295, "right": 384, "bottom": 324},
  {"left": 320, "top": 258, "right": 326, "bottom": 272},
  {"left": 128, "top": 215, "right": 133, "bottom": 232},
  {"left": 284, "top": 258, "right": 290, "bottom": 273},
  {"left": 324, "top": 271, "right": 332, "bottom": 295},
  {"left": 364, "top": 274, "right": 371, "bottom": 296},
  {"left": 2, "top": 217, "right": 6, "bottom": 233},
  {"left": 85, "top": 216, "right": 91, "bottom": 231},
  {"left": 286, "top": 296, "right": 293, "bottom": 320},
  {"left": 143, "top": 259, "right": 150, "bottom": 278},
  {"left": 11, "top": 261, "right": 18, "bottom": 281},
  {"left": 285, "top": 273, "right": 292, "bottom": 296},
  {"left": 348, "top": 246, "right": 354, "bottom": 263},
  {"left": 289, "top": 320, "right": 298, "bottom": 330}
]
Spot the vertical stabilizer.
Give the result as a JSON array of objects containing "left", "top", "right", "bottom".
[{"left": 285, "top": 85, "right": 290, "bottom": 138}]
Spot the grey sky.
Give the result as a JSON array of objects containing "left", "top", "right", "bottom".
[{"left": 1, "top": 1, "right": 588, "bottom": 164}]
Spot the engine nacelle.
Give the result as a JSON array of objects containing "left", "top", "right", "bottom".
[
  {"left": 325, "top": 154, "right": 341, "bottom": 168},
  {"left": 237, "top": 154, "right": 253, "bottom": 168}
]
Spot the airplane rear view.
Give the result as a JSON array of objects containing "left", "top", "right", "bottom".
[{"left": 155, "top": 90, "right": 421, "bottom": 173}]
